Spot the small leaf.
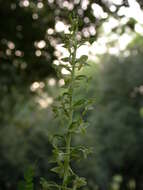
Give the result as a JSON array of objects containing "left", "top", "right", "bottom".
[
  {"left": 81, "top": 147, "right": 92, "bottom": 158},
  {"left": 51, "top": 149, "right": 66, "bottom": 163},
  {"left": 73, "top": 99, "right": 86, "bottom": 108},
  {"left": 40, "top": 178, "right": 59, "bottom": 190},
  {"left": 61, "top": 57, "right": 69, "bottom": 62},
  {"left": 80, "top": 122, "right": 89, "bottom": 133},
  {"left": 74, "top": 177, "right": 87, "bottom": 188},
  {"left": 51, "top": 164, "right": 64, "bottom": 178},
  {"left": 49, "top": 134, "right": 65, "bottom": 149},
  {"left": 51, "top": 166, "right": 61, "bottom": 174},
  {"left": 69, "top": 121, "right": 78, "bottom": 133},
  {"left": 76, "top": 55, "right": 88, "bottom": 64}
]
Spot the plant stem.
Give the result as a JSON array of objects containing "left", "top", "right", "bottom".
[
  {"left": 62, "top": 35, "right": 77, "bottom": 189},
  {"left": 63, "top": 132, "right": 71, "bottom": 189}
]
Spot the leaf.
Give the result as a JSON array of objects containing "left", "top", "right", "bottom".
[
  {"left": 68, "top": 118, "right": 88, "bottom": 134},
  {"left": 50, "top": 149, "right": 66, "bottom": 163},
  {"left": 51, "top": 164, "right": 64, "bottom": 178},
  {"left": 89, "top": 36, "right": 96, "bottom": 44},
  {"left": 73, "top": 98, "right": 86, "bottom": 108},
  {"left": 69, "top": 121, "right": 79, "bottom": 133},
  {"left": 61, "top": 57, "right": 69, "bottom": 62},
  {"left": 40, "top": 178, "right": 50, "bottom": 190},
  {"left": 76, "top": 55, "right": 88, "bottom": 64},
  {"left": 82, "top": 98, "right": 95, "bottom": 116},
  {"left": 80, "top": 147, "right": 92, "bottom": 159},
  {"left": 74, "top": 177, "right": 87, "bottom": 188},
  {"left": 40, "top": 178, "right": 59, "bottom": 190},
  {"left": 71, "top": 146, "right": 92, "bottom": 160},
  {"left": 79, "top": 122, "right": 89, "bottom": 134},
  {"left": 51, "top": 166, "right": 61, "bottom": 174},
  {"left": 76, "top": 55, "right": 89, "bottom": 70},
  {"left": 70, "top": 148, "right": 81, "bottom": 161},
  {"left": 49, "top": 134, "right": 65, "bottom": 149}
]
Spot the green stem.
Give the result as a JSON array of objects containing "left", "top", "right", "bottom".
[
  {"left": 62, "top": 34, "right": 77, "bottom": 189},
  {"left": 62, "top": 73, "right": 74, "bottom": 189},
  {"left": 63, "top": 132, "right": 71, "bottom": 188}
]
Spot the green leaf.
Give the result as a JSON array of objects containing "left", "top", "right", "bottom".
[
  {"left": 40, "top": 178, "right": 50, "bottom": 190},
  {"left": 68, "top": 118, "right": 88, "bottom": 134},
  {"left": 51, "top": 166, "right": 61, "bottom": 174},
  {"left": 82, "top": 98, "right": 95, "bottom": 116},
  {"left": 40, "top": 178, "right": 59, "bottom": 190},
  {"left": 69, "top": 121, "right": 79, "bottom": 133},
  {"left": 51, "top": 149, "right": 66, "bottom": 163},
  {"left": 76, "top": 55, "right": 89, "bottom": 70},
  {"left": 61, "top": 57, "right": 69, "bottom": 62},
  {"left": 74, "top": 177, "right": 87, "bottom": 188},
  {"left": 49, "top": 134, "right": 65, "bottom": 149},
  {"left": 71, "top": 146, "right": 92, "bottom": 161},
  {"left": 73, "top": 99, "right": 86, "bottom": 108},
  {"left": 79, "top": 122, "right": 89, "bottom": 134},
  {"left": 51, "top": 164, "right": 64, "bottom": 178},
  {"left": 79, "top": 147, "right": 92, "bottom": 159},
  {"left": 76, "top": 55, "right": 88, "bottom": 64}
]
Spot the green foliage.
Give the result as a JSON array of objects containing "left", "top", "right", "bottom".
[{"left": 40, "top": 16, "right": 93, "bottom": 190}]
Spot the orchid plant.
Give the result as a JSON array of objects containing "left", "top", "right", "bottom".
[{"left": 40, "top": 16, "right": 93, "bottom": 190}]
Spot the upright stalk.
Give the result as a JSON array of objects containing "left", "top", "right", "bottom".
[
  {"left": 63, "top": 36, "right": 77, "bottom": 189},
  {"left": 41, "top": 16, "right": 93, "bottom": 190}
]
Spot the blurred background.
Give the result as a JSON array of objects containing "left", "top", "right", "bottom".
[{"left": 0, "top": 0, "right": 143, "bottom": 190}]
